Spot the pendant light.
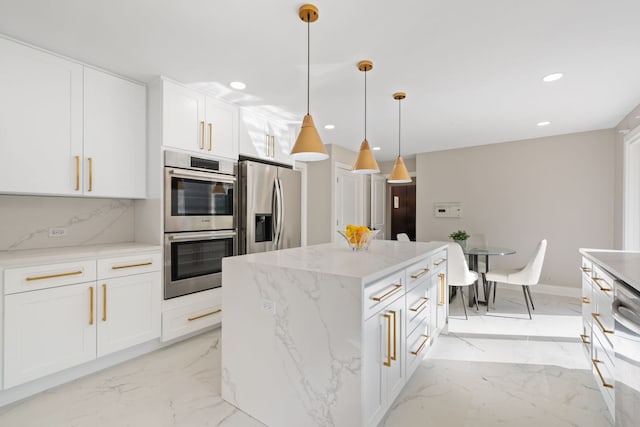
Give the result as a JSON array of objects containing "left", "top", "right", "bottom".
[
  {"left": 352, "top": 60, "right": 380, "bottom": 174},
  {"left": 290, "top": 4, "right": 329, "bottom": 162},
  {"left": 388, "top": 92, "right": 412, "bottom": 183}
]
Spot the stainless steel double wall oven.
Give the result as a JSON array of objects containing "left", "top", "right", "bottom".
[{"left": 164, "top": 151, "right": 237, "bottom": 299}]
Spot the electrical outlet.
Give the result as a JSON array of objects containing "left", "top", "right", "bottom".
[
  {"left": 261, "top": 299, "right": 275, "bottom": 314},
  {"left": 48, "top": 227, "right": 68, "bottom": 238}
]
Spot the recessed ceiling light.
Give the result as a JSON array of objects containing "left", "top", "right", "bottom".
[
  {"left": 229, "top": 81, "right": 246, "bottom": 90},
  {"left": 324, "top": 124, "right": 335, "bottom": 130},
  {"left": 537, "top": 121, "right": 551, "bottom": 127},
  {"left": 542, "top": 72, "right": 564, "bottom": 82},
  {"left": 372, "top": 146, "right": 381, "bottom": 151}
]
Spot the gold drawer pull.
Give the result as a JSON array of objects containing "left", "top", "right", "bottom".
[
  {"left": 89, "top": 286, "right": 94, "bottom": 325},
  {"left": 208, "top": 122, "right": 213, "bottom": 151},
  {"left": 371, "top": 284, "right": 403, "bottom": 302},
  {"left": 592, "top": 359, "right": 614, "bottom": 389},
  {"left": 433, "top": 258, "right": 447, "bottom": 267},
  {"left": 102, "top": 284, "right": 107, "bottom": 322},
  {"left": 383, "top": 313, "right": 392, "bottom": 367},
  {"left": 410, "top": 335, "right": 430, "bottom": 356},
  {"left": 438, "top": 273, "right": 446, "bottom": 306},
  {"left": 591, "top": 277, "right": 611, "bottom": 292},
  {"left": 74, "top": 155, "right": 80, "bottom": 191},
  {"left": 592, "top": 313, "right": 613, "bottom": 334},
  {"left": 112, "top": 262, "right": 153, "bottom": 270},
  {"left": 581, "top": 267, "right": 591, "bottom": 273},
  {"left": 188, "top": 309, "right": 221, "bottom": 322},
  {"left": 410, "top": 297, "right": 429, "bottom": 313},
  {"left": 581, "top": 297, "right": 590, "bottom": 304},
  {"left": 88, "top": 157, "right": 93, "bottom": 192},
  {"left": 26, "top": 270, "right": 83, "bottom": 281},
  {"left": 580, "top": 334, "right": 590, "bottom": 344},
  {"left": 410, "top": 268, "right": 429, "bottom": 279},
  {"left": 390, "top": 310, "right": 397, "bottom": 361}
]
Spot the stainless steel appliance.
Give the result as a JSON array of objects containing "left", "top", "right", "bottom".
[
  {"left": 239, "top": 160, "right": 301, "bottom": 254},
  {"left": 164, "top": 151, "right": 236, "bottom": 233},
  {"left": 163, "top": 151, "right": 238, "bottom": 299},
  {"left": 613, "top": 279, "right": 640, "bottom": 426},
  {"left": 164, "top": 230, "right": 237, "bottom": 299}
]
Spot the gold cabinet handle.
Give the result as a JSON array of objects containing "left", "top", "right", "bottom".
[
  {"left": 271, "top": 135, "right": 275, "bottom": 158},
  {"left": 580, "top": 334, "right": 591, "bottom": 344},
  {"left": 75, "top": 155, "right": 80, "bottom": 191},
  {"left": 410, "top": 297, "right": 430, "bottom": 313},
  {"left": 581, "top": 297, "right": 590, "bottom": 304},
  {"left": 591, "top": 277, "right": 611, "bottom": 292},
  {"left": 200, "top": 121, "right": 205, "bottom": 149},
  {"left": 112, "top": 262, "right": 153, "bottom": 270},
  {"left": 592, "top": 313, "right": 613, "bottom": 334},
  {"left": 592, "top": 359, "right": 614, "bottom": 389},
  {"left": 371, "top": 284, "right": 403, "bottom": 302},
  {"left": 438, "top": 273, "right": 446, "bottom": 306},
  {"left": 581, "top": 267, "right": 591, "bottom": 273},
  {"left": 410, "top": 335, "right": 430, "bottom": 356},
  {"left": 383, "top": 313, "right": 391, "bottom": 367},
  {"left": 188, "top": 309, "right": 222, "bottom": 322},
  {"left": 87, "top": 157, "right": 93, "bottom": 192},
  {"left": 434, "top": 258, "right": 447, "bottom": 266},
  {"left": 410, "top": 268, "right": 429, "bottom": 279},
  {"left": 26, "top": 270, "right": 83, "bottom": 281},
  {"left": 390, "top": 310, "right": 397, "bottom": 361},
  {"left": 89, "top": 286, "right": 94, "bottom": 325},
  {"left": 208, "top": 122, "right": 213, "bottom": 151},
  {"left": 265, "top": 133, "right": 270, "bottom": 157},
  {"left": 102, "top": 284, "right": 107, "bottom": 322}
]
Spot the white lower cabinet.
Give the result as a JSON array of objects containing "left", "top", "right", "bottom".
[
  {"left": 4, "top": 282, "right": 97, "bottom": 388},
  {"left": 2, "top": 251, "right": 161, "bottom": 389},
  {"left": 431, "top": 255, "right": 448, "bottom": 338}
]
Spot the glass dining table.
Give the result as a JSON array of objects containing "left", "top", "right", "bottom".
[{"left": 463, "top": 246, "right": 516, "bottom": 307}]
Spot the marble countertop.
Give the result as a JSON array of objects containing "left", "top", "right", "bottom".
[
  {"left": 0, "top": 242, "right": 162, "bottom": 268},
  {"left": 580, "top": 248, "right": 640, "bottom": 292},
  {"left": 226, "top": 240, "right": 447, "bottom": 283}
]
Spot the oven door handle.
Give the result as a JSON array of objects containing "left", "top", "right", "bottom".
[
  {"left": 168, "top": 169, "right": 236, "bottom": 183},
  {"left": 168, "top": 231, "right": 237, "bottom": 241}
]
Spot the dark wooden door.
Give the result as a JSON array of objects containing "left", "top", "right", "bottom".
[{"left": 390, "top": 184, "right": 416, "bottom": 240}]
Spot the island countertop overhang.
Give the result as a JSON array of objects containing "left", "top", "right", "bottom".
[{"left": 223, "top": 240, "right": 447, "bottom": 284}]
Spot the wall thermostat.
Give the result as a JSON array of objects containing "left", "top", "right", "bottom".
[{"left": 434, "top": 202, "right": 462, "bottom": 218}]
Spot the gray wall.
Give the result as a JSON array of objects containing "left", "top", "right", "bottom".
[{"left": 416, "top": 129, "right": 615, "bottom": 287}]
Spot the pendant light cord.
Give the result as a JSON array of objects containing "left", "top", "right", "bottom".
[
  {"left": 364, "top": 69, "right": 367, "bottom": 140},
  {"left": 398, "top": 98, "right": 402, "bottom": 157},
  {"left": 307, "top": 18, "right": 310, "bottom": 115}
]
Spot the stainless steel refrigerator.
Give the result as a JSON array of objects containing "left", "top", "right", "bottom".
[{"left": 239, "top": 160, "right": 301, "bottom": 254}]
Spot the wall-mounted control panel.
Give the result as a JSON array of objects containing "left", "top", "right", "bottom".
[{"left": 434, "top": 202, "right": 462, "bottom": 218}]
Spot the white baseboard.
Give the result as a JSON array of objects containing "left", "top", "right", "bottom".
[{"left": 528, "top": 284, "right": 580, "bottom": 298}]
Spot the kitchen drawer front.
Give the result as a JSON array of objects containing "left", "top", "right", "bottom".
[
  {"left": 405, "top": 257, "right": 431, "bottom": 292},
  {"left": 406, "top": 280, "right": 431, "bottom": 336},
  {"left": 406, "top": 317, "right": 430, "bottom": 377},
  {"left": 4, "top": 260, "right": 97, "bottom": 294},
  {"left": 97, "top": 252, "right": 161, "bottom": 279},
  {"left": 364, "top": 271, "right": 405, "bottom": 320},
  {"left": 591, "top": 289, "right": 614, "bottom": 347},
  {"left": 591, "top": 264, "right": 614, "bottom": 295},
  {"left": 431, "top": 250, "right": 447, "bottom": 273},
  {"left": 591, "top": 328, "right": 615, "bottom": 410},
  {"left": 162, "top": 299, "right": 222, "bottom": 342}
]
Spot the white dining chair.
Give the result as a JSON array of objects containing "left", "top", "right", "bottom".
[
  {"left": 485, "top": 239, "right": 547, "bottom": 319},
  {"left": 446, "top": 242, "right": 479, "bottom": 319},
  {"left": 396, "top": 233, "right": 410, "bottom": 241}
]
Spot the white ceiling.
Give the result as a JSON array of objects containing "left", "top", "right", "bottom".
[{"left": 1, "top": 0, "right": 640, "bottom": 161}]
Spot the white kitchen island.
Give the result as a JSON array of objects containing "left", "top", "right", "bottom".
[{"left": 221, "top": 240, "right": 449, "bottom": 427}]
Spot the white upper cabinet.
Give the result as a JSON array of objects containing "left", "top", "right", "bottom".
[
  {"left": 84, "top": 67, "right": 146, "bottom": 198},
  {"left": 239, "top": 108, "right": 294, "bottom": 166},
  {"left": 162, "top": 80, "right": 238, "bottom": 159},
  {"left": 0, "top": 37, "right": 83, "bottom": 196},
  {"left": 0, "top": 37, "right": 147, "bottom": 198}
]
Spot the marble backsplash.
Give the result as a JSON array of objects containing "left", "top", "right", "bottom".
[{"left": 0, "top": 195, "right": 134, "bottom": 251}]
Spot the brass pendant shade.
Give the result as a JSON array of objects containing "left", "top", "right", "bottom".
[
  {"left": 388, "top": 92, "right": 412, "bottom": 183},
  {"left": 290, "top": 4, "right": 328, "bottom": 162},
  {"left": 352, "top": 60, "right": 379, "bottom": 174}
]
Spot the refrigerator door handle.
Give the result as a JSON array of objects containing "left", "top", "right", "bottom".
[
  {"left": 272, "top": 176, "right": 283, "bottom": 250},
  {"left": 276, "top": 176, "right": 285, "bottom": 249}
]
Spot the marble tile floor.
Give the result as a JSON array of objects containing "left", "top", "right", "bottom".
[{"left": 0, "top": 289, "right": 611, "bottom": 427}]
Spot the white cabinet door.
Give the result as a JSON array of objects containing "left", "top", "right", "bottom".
[
  {"left": 431, "top": 270, "right": 448, "bottom": 337},
  {"left": 0, "top": 37, "right": 83, "bottom": 196},
  {"left": 97, "top": 271, "right": 161, "bottom": 357},
  {"left": 205, "top": 97, "right": 238, "bottom": 160},
  {"left": 163, "top": 80, "right": 206, "bottom": 152},
  {"left": 238, "top": 109, "right": 268, "bottom": 159},
  {"left": 271, "top": 120, "right": 294, "bottom": 166},
  {"left": 4, "top": 283, "right": 96, "bottom": 388},
  {"left": 371, "top": 175, "right": 386, "bottom": 238},
  {"left": 84, "top": 67, "right": 146, "bottom": 198}
]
